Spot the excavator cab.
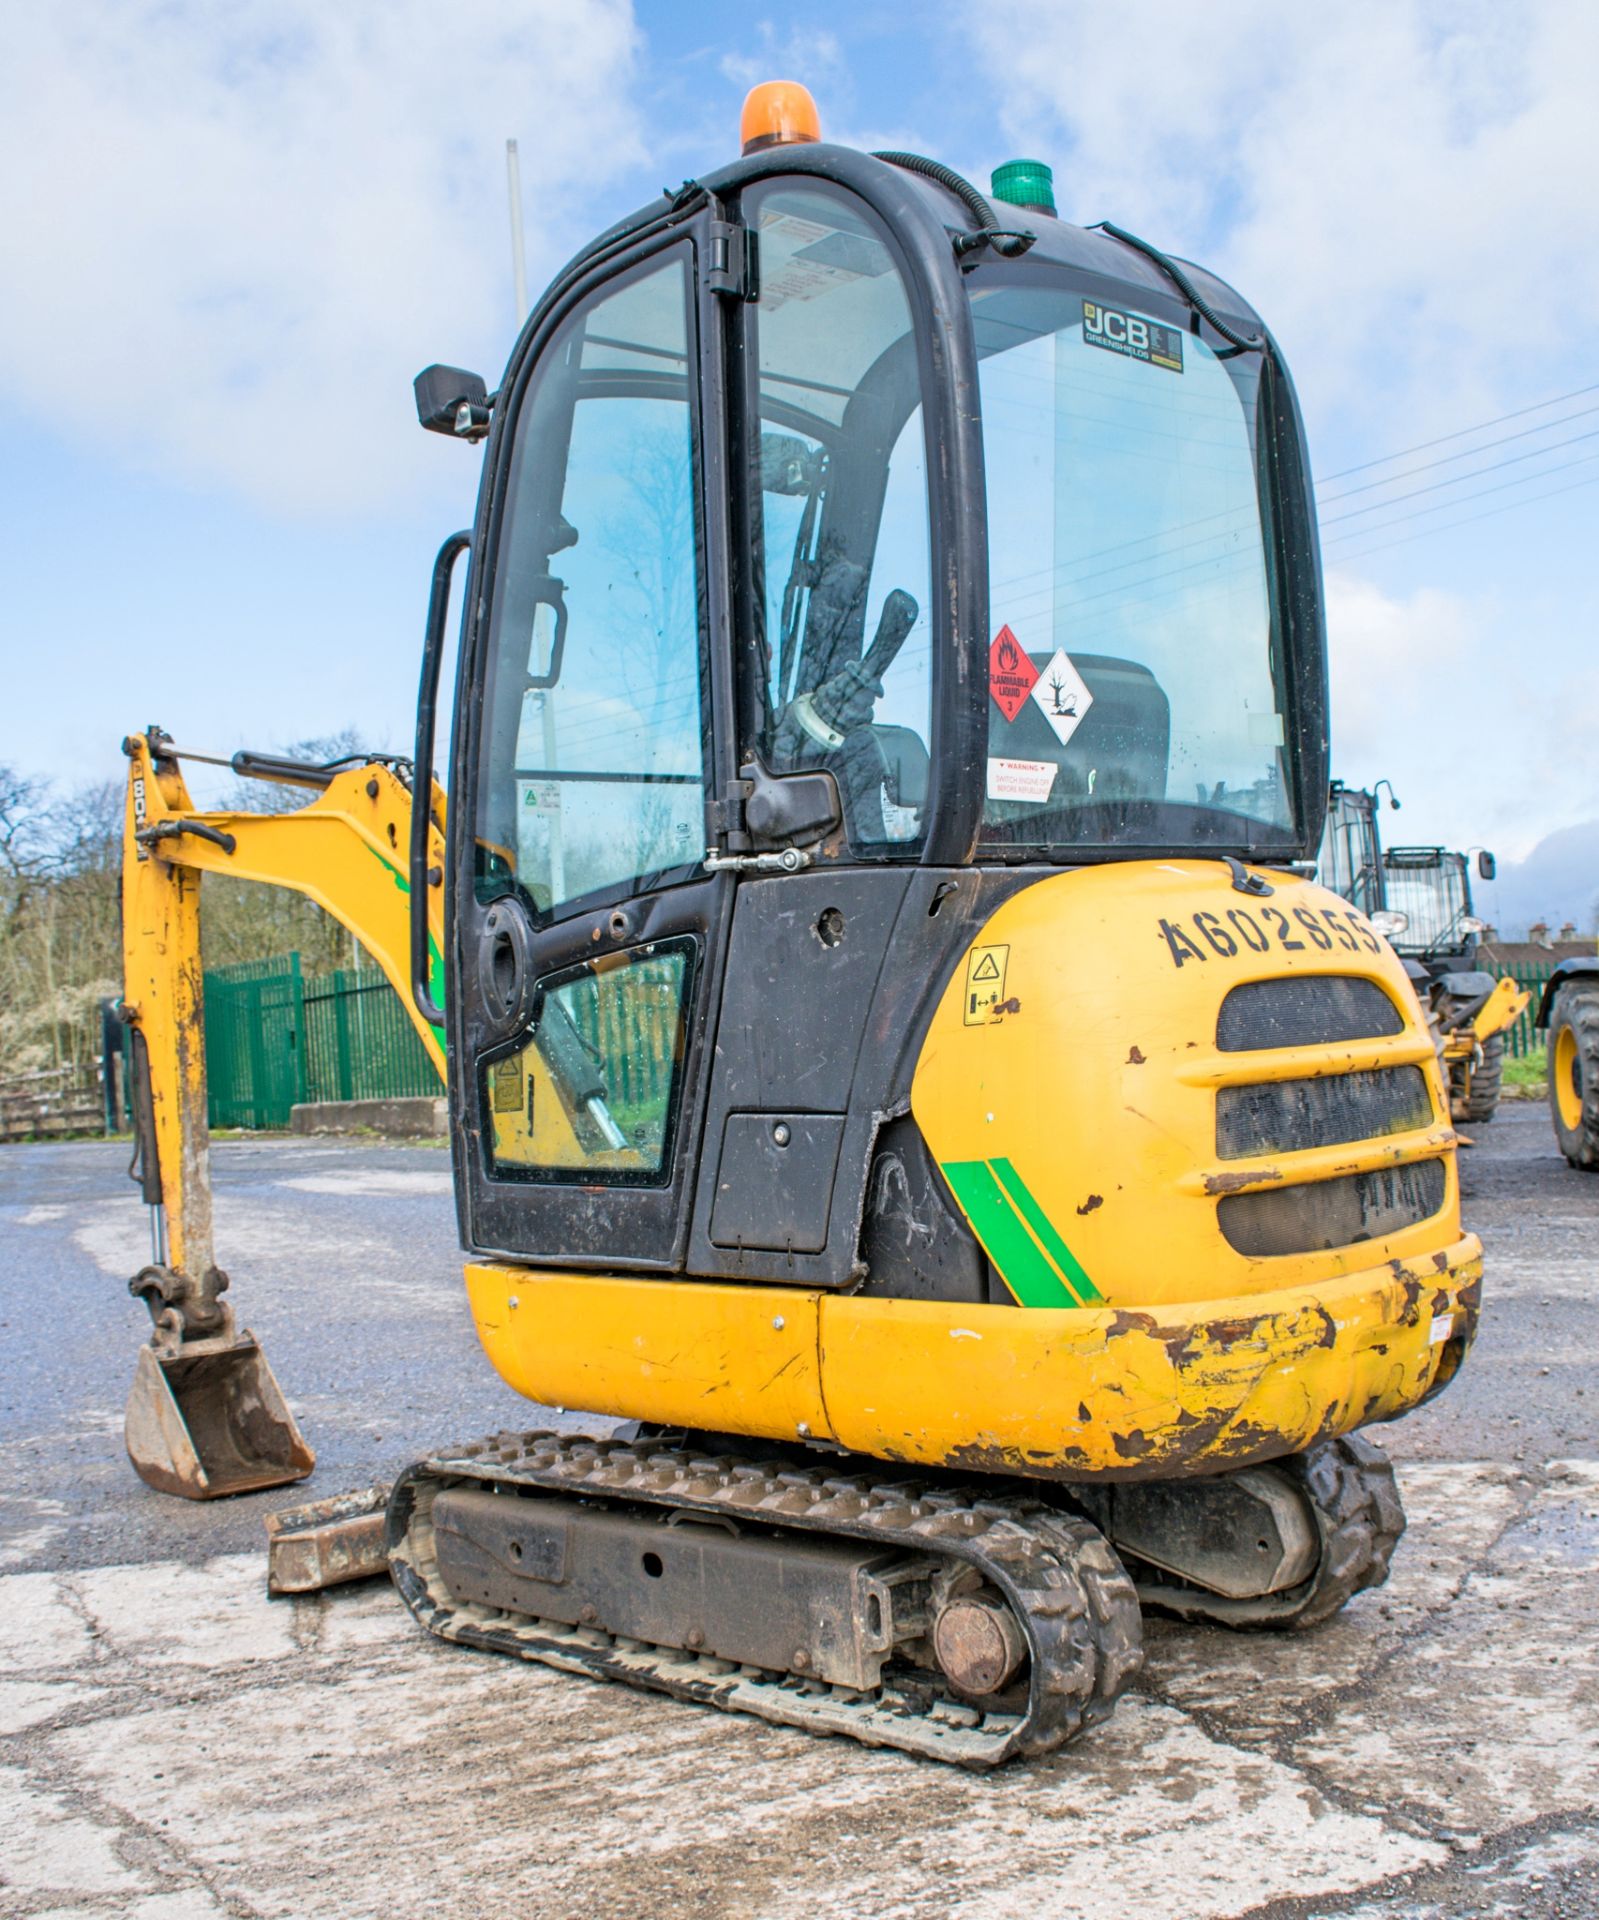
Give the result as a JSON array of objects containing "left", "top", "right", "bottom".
[{"left": 422, "top": 133, "right": 1328, "bottom": 1289}]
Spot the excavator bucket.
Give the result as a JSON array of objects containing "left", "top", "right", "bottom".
[{"left": 125, "top": 1333, "right": 314, "bottom": 1501}]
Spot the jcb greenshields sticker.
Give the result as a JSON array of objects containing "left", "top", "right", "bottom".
[{"left": 1082, "top": 300, "right": 1183, "bottom": 372}]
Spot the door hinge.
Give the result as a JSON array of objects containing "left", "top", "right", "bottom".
[
  {"left": 707, "top": 220, "right": 758, "bottom": 300},
  {"left": 705, "top": 781, "right": 752, "bottom": 847}
]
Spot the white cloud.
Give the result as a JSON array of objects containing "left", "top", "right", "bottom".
[
  {"left": 718, "top": 27, "right": 845, "bottom": 95},
  {"left": 961, "top": 1, "right": 1599, "bottom": 448},
  {"left": 1325, "top": 565, "right": 1599, "bottom": 859},
  {"left": 962, "top": 1, "right": 1599, "bottom": 856},
  {"left": 0, "top": 0, "right": 644, "bottom": 515}
]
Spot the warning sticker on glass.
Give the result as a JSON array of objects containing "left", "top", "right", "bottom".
[
  {"left": 1029, "top": 648, "right": 1094, "bottom": 747},
  {"left": 1082, "top": 299, "right": 1184, "bottom": 373},
  {"left": 987, "top": 757, "right": 1058, "bottom": 803},
  {"left": 758, "top": 211, "right": 892, "bottom": 311},
  {"left": 491, "top": 1055, "right": 523, "bottom": 1114},
  {"left": 988, "top": 625, "right": 1039, "bottom": 722}
]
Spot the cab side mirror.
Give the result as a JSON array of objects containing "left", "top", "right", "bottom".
[
  {"left": 414, "top": 364, "right": 491, "bottom": 441},
  {"left": 1477, "top": 850, "right": 1496, "bottom": 881}
]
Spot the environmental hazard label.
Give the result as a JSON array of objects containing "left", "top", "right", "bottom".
[
  {"left": 987, "top": 757, "right": 1057, "bottom": 802},
  {"left": 963, "top": 943, "right": 1010, "bottom": 1026},
  {"left": 988, "top": 626, "right": 1038, "bottom": 722},
  {"left": 1029, "top": 647, "right": 1093, "bottom": 748}
]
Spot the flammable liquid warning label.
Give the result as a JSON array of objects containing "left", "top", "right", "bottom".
[{"left": 988, "top": 626, "right": 1039, "bottom": 722}]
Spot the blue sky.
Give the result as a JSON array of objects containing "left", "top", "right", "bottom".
[{"left": 3, "top": 0, "right": 1595, "bottom": 877}]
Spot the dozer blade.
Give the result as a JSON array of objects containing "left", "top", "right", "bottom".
[
  {"left": 125, "top": 1334, "right": 315, "bottom": 1500},
  {"left": 266, "top": 1486, "right": 391, "bottom": 1594}
]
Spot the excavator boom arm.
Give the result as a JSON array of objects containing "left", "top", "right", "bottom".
[{"left": 118, "top": 728, "right": 446, "bottom": 1498}]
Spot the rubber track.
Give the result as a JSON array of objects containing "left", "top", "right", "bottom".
[
  {"left": 1133, "top": 1435, "right": 1405, "bottom": 1631},
  {"left": 387, "top": 1430, "right": 1143, "bottom": 1769}
]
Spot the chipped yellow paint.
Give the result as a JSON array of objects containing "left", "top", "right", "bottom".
[
  {"left": 911, "top": 860, "right": 1464, "bottom": 1311},
  {"left": 464, "top": 1235, "right": 1481, "bottom": 1477}
]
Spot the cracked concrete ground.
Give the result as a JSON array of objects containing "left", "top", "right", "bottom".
[{"left": 1, "top": 1104, "right": 1595, "bottom": 1918}]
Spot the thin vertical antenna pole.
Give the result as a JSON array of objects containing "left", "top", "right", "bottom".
[{"left": 506, "top": 138, "right": 529, "bottom": 324}]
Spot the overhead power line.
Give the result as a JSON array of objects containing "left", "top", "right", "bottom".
[
  {"left": 1328, "top": 468, "right": 1599, "bottom": 567},
  {"left": 1314, "top": 379, "right": 1599, "bottom": 483},
  {"left": 1319, "top": 424, "right": 1599, "bottom": 526},
  {"left": 1317, "top": 400, "right": 1599, "bottom": 504}
]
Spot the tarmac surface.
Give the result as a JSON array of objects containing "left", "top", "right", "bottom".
[{"left": 1, "top": 1104, "right": 1596, "bottom": 1918}]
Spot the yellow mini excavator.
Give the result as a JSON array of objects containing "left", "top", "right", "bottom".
[{"left": 118, "top": 85, "right": 1483, "bottom": 1766}]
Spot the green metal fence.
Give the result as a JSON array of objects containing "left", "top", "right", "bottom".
[
  {"left": 204, "top": 953, "right": 440, "bottom": 1128},
  {"left": 1495, "top": 961, "right": 1553, "bottom": 1059},
  {"left": 205, "top": 954, "right": 307, "bottom": 1128},
  {"left": 303, "top": 966, "right": 441, "bottom": 1105}
]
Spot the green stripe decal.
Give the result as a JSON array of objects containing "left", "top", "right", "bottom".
[
  {"left": 941, "top": 1159, "right": 1091, "bottom": 1309},
  {"left": 989, "top": 1157, "right": 1103, "bottom": 1305}
]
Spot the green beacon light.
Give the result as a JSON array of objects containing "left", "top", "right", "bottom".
[{"left": 990, "top": 158, "right": 1056, "bottom": 217}]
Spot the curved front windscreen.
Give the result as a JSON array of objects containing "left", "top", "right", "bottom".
[{"left": 970, "top": 273, "right": 1295, "bottom": 853}]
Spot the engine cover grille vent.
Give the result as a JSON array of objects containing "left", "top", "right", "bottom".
[
  {"left": 1217, "top": 976, "right": 1403, "bottom": 1052},
  {"left": 1219, "top": 1160, "right": 1447, "bottom": 1258},
  {"left": 1216, "top": 1066, "right": 1433, "bottom": 1161}
]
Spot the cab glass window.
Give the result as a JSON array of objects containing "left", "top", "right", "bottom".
[
  {"left": 475, "top": 250, "right": 707, "bottom": 915},
  {"left": 746, "top": 184, "right": 933, "bottom": 850},
  {"left": 969, "top": 273, "right": 1295, "bottom": 853},
  {"left": 485, "top": 939, "right": 696, "bottom": 1185}
]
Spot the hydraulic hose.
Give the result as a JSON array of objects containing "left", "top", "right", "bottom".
[{"left": 872, "top": 152, "right": 1035, "bottom": 257}]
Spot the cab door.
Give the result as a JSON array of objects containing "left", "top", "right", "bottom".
[{"left": 449, "top": 227, "right": 735, "bottom": 1270}]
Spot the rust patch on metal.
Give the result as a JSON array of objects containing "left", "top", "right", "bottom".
[
  {"left": 1076, "top": 1194, "right": 1104, "bottom": 1216},
  {"left": 1204, "top": 1167, "right": 1283, "bottom": 1195},
  {"left": 1126, "top": 1045, "right": 1147, "bottom": 1065}
]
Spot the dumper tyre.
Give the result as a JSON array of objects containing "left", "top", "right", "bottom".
[
  {"left": 1459, "top": 1030, "right": 1505, "bottom": 1124},
  {"left": 1134, "top": 1435, "right": 1404, "bottom": 1631},
  {"left": 1548, "top": 983, "right": 1599, "bottom": 1171}
]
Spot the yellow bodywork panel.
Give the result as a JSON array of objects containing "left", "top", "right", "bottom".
[
  {"left": 465, "top": 1264, "right": 830, "bottom": 1438},
  {"left": 911, "top": 860, "right": 1459, "bottom": 1311},
  {"left": 465, "top": 1238, "right": 1480, "bottom": 1480},
  {"left": 464, "top": 858, "right": 1480, "bottom": 1481}
]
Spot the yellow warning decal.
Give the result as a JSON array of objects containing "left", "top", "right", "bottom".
[
  {"left": 491, "top": 1055, "right": 523, "bottom": 1113},
  {"left": 963, "top": 943, "right": 1010, "bottom": 1026}
]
